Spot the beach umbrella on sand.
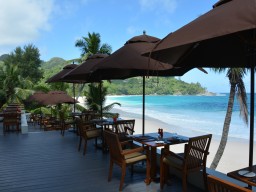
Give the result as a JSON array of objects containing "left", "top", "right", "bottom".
[
  {"left": 144, "top": 0, "right": 256, "bottom": 166},
  {"left": 46, "top": 64, "right": 84, "bottom": 113},
  {"left": 64, "top": 32, "right": 201, "bottom": 135}
]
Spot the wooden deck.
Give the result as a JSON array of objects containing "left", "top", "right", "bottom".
[{"left": 0, "top": 123, "right": 204, "bottom": 192}]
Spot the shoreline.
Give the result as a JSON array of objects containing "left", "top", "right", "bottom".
[{"left": 110, "top": 107, "right": 255, "bottom": 174}]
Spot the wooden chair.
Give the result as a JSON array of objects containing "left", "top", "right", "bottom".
[
  {"left": 77, "top": 120, "right": 102, "bottom": 155},
  {"left": 3, "top": 113, "right": 21, "bottom": 133},
  {"left": 60, "top": 117, "right": 75, "bottom": 136},
  {"left": 160, "top": 134, "right": 212, "bottom": 192},
  {"left": 103, "top": 130, "right": 151, "bottom": 191},
  {"left": 113, "top": 119, "right": 135, "bottom": 142},
  {"left": 207, "top": 175, "right": 252, "bottom": 192}
]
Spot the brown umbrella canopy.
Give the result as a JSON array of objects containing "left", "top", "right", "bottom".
[
  {"left": 46, "top": 64, "right": 82, "bottom": 83},
  {"left": 27, "top": 91, "right": 48, "bottom": 105},
  {"left": 88, "top": 33, "right": 173, "bottom": 80},
  {"left": 144, "top": 0, "right": 256, "bottom": 68},
  {"left": 144, "top": 0, "right": 256, "bottom": 166},
  {"left": 61, "top": 54, "right": 109, "bottom": 82},
  {"left": 28, "top": 91, "right": 77, "bottom": 106}
]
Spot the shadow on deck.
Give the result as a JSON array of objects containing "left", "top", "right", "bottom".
[{"left": 0, "top": 123, "right": 204, "bottom": 192}]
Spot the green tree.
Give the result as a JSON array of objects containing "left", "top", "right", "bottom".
[
  {"left": 210, "top": 68, "right": 248, "bottom": 169},
  {"left": 0, "top": 62, "right": 33, "bottom": 108},
  {"left": 75, "top": 32, "right": 113, "bottom": 115},
  {"left": 85, "top": 83, "right": 120, "bottom": 117},
  {"left": 75, "top": 32, "right": 112, "bottom": 61},
  {"left": 5, "top": 44, "right": 43, "bottom": 84}
]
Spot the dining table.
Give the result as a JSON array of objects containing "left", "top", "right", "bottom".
[
  {"left": 227, "top": 165, "right": 256, "bottom": 189},
  {"left": 131, "top": 132, "right": 189, "bottom": 182}
]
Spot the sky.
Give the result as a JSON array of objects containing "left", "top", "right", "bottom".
[{"left": 0, "top": 0, "right": 251, "bottom": 93}]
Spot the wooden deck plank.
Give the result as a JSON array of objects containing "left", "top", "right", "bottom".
[{"left": 0, "top": 124, "right": 204, "bottom": 192}]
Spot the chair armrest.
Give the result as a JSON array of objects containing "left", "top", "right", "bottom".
[
  {"left": 122, "top": 147, "right": 144, "bottom": 155},
  {"left": 161, "top": 148, "right": 184, "bottom": 161},
  {"left": 120, "top": 140, "right": 133, "bottom": 146}
]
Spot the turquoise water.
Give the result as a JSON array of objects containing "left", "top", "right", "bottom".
[{"left": 106, "top": 94, "right": 254, "bottom": 140}]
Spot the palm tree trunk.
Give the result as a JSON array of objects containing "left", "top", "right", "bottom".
[{"left": 210, "top": 84, "right": 236, "bottom": 169}]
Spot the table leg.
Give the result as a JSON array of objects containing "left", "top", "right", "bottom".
[{"left": 150, "top": 147, "right": 157, "bottom": 180}]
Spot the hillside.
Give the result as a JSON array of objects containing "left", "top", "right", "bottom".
[
  {"left": 0, "top": 53, "right": 210, "bottom": 95},
  {"left": 40, "top": 57, "right": 209, "bottom": 95}
]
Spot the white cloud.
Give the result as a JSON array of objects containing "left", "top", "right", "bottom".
[
  {"left": 139, "top": 0, "right": 177, "bottom": 13},
  {"left": 0, "top": 0, "right": 54, "bottom": 46}
]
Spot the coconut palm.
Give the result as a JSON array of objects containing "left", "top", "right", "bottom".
[
  {"left": 85, "top": 83, "right": 121, "bottom": 118},
  {"left": 75, "top": 32, "right": 114, "bottom": 115},
  {"left": 0, "top": 62, "right": 33, "bottom": 108},
  {"left": 210, "top": 68, "right": 248, "bottom": 169},
  {"left": 75, "top": 32, "right": 112, "bottom": 61}
]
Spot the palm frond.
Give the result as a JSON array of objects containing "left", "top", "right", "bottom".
[{"left": 103, "top": 102, "right": 121, "bottom": 113}]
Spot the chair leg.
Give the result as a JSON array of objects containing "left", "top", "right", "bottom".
[
  {"left": 83, "top": 140, "right": 87, "bottom": 155},
  {"left": 78, "top": 137, "right": 82, "bottom": 151},
  {"left": 203, "top": 167, "right": 209, "bottom": 192},
  {"left": 130, "top": 164, "right": 134, "bottom": 176},
  {"left": 108, "top": 159, "right": 114, "bottom": 182},
  {"left": 182, "top": 173, "right": 187, "bottom": 192},
  {"left": 160, "top": 161, "right": 165, "bottom": 189},
  {"left": 119, "top": 163, "right": 126, "bottom": 191},
  {"left": 145, "top": 157, "right": 151, "bottom": 185}
]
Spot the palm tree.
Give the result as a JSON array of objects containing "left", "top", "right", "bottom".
[
  {"left": 75, "top": 32, "right": 112, "bottom": 61},
  {"left": 0, "top": 62, "right": 33, "bottom": 108},
  {"left": 75, "top": 32, "right": 114, "bottom": 116},
  {"left": 210, "top": 68, "right": 248, "bottom": 169},
  {"left": 85, "top": 83, "right": 121, "bottom": 118}
]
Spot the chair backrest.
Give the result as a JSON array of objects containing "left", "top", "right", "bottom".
[
  {"left": 115, "top": 119, "right": 135, "bottom": 135},
  {"left": 207, "top": 175, "right": 252, "bottom": 192},
  {"left": 104, "top": 130, "right": 123, "bottom": 163},
  {"left": 184, "top": 134, "right": 212, "bottom": 170},
  {"left": 76, "top": 119, "right": 95, "bottom": 137},
  {"left": 3, "top": 113, "right": 20, "bottom": 123}
]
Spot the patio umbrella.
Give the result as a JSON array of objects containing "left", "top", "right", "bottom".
[
  {"left": 144, "top": 0, "right": 256, "bottom": 166},
  {"left": 62, "top": 53, "right": 110, "bottom": 118},
  {"left": 62, "top": 54, "right": 110, "bottom": 82},
  {"left": 28, "top": 91, "right": 77, "bottom": 106},
  {"left": 27, "top": 91, "right": 49, "bottom": 105},
  {"left": 46, "top": 64, "right": 84, "bottom": 113},
  {"left": 64, "top": 32, "right": 199, "bottom": 135},
  {"left": 41, "top": 91, "right": 78, "bottom": 106}
]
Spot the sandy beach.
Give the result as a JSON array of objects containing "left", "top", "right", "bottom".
[{"left": 113, "top": 108, "right": 255, "bottom": 174}]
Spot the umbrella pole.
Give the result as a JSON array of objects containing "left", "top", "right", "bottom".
[
  {"left": 249, "top": 61, "right": 255, "bottom": 167},
  {"left": 73, "top": 83, "right": 76, "bottom": 113},
  {"left": 142, "top": 76, "right": 145, "bottom": 136},
  {"left": 100, "top": 82, "right": 103, "bottom": 120}
]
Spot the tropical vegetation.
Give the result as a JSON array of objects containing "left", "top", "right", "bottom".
[
  {"left": 210, "top": 68, "right": 248, "bottom": 169},
  {"left": 0, "top": 31, "right": 209, "bottom": 117}
]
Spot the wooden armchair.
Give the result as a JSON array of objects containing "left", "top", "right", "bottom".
[
  {"left": 113, "top": 119, "right": 135, "bottom": 141},
  {"left": 3, "top": 113, "right": 21, "bottom": 133},
  {"left": 160, "top": 134, "right": 212, "bottom": 192},
  {"left": 42, "top": 116, "right": 62, "bottom": 131},
  {"left": 207, "top": 175, "right": 252, "bottom": 192},
  {"left": 103, "top": 130, "right": 150, "bottom": 191},
  {"left": 77, "top": 120, "right": 102, "bottom": 155}
]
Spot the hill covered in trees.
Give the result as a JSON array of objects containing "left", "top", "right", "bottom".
[{"left": 41, "top": 57, "right": 210, "bottom": 95}]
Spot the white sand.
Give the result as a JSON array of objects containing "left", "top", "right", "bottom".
[{"left": 118, "top": 113, "right": 256, "bottom": 174}]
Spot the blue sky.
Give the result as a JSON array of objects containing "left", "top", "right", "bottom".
[{"left": 0, "top": 0, "right": 251, "bottom": 93}]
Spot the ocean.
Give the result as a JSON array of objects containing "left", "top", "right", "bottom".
[{"left": 105, "top": 94, "right": 254, "bottom": 140}]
